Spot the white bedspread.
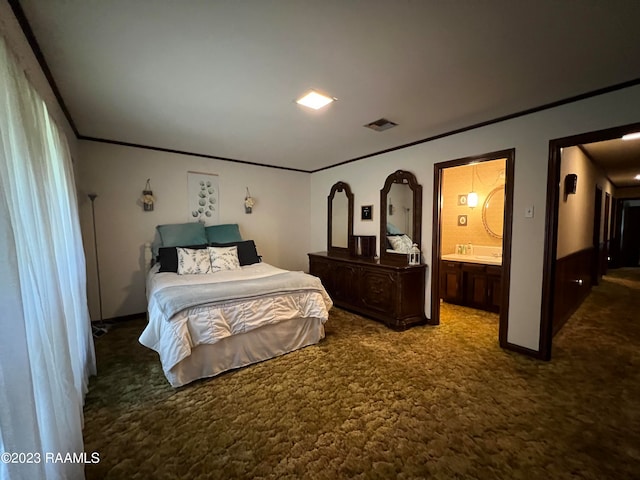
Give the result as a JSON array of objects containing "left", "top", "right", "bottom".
[{"left": 139, "top": 263, "right": 332, "bottom": 375}]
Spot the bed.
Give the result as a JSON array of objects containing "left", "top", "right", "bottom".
[{"left": 139, "top": 223, "right": 332, "bottom": 387}]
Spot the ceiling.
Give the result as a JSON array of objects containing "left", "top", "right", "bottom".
[
  {"left": 581, "top": 139, "right": 640, "bottom": 188},
  {"left": 16, "top": 0, "right": 640, "bottom": 175}
]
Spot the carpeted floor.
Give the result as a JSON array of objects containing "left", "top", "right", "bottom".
[{"left": 83, "top": 268, "right": 640, "bottom": 479}]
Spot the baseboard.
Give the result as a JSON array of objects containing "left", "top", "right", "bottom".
[{"left": 91, "top": 312, "right": 146, "bottom": 324}]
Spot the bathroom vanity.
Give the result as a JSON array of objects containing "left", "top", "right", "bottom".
[{"left": 440, "top": 247, "right": 502, "bottom": 313}]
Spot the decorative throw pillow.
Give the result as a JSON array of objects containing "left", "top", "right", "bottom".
[
  {"left": 209, "top": 240, "right": 261, "bottom": 266},
  {"left": 176, "top": 247, "right": 212, "bottom": 275},
  {"left": 158, "top": 244, "right": 208, "bottom": 273},
  {"left": 386, "top": 222, "right": 404, "bottom": 235},
  {"left": 387, "top": 234, "right": 413, "bottom": 253},
  {"left": 208, "top": 246, "right": 241, "bottom": 273}
]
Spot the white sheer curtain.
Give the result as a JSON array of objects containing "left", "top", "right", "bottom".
[{"left": 0, "top": 34, "right": 96, "bottom": 480}]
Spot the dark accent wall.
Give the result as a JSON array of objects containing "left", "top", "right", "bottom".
[{"left": 553, "top": 247, "right": 593, "bottom": 335}]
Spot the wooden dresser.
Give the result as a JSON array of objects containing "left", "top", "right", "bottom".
[{"left": 308, "top": 252, "right": 427, "bottom": 330}]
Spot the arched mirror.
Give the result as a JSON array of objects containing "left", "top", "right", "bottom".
[
  {"left": 380, "top": 170, "right": 422, "bottom": 265},
  {"left": 328, "top": 181, "right": 354, "bottom": 256},
  {"left": 482, "top": 185, "right": 505, "bottom": 239}
]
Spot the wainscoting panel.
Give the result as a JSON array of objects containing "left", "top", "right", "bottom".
[{"left": 553, "top": 247, "right": 593, "bottom": 335}]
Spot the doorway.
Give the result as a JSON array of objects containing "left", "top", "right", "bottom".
[
  {"left": 431, "top": 149, "right": 515, "bottom": 350},
  {"left": 620, "top": 203, "right": 640, "bottom": 266},
  {"left": 540, "top": 122, "right": 640, "bottom": 360}
]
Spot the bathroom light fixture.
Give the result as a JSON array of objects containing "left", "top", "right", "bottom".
[
  {"left": 467, "top": 191, "right": 478, "bottom": 208},
  {"left": 296, "top": 90, "right": 335, "bottom": 110},
  {"left": 467, "top": 164, "right": 478, "bottom": 208},
  {"left": 622, "top": 132, "right": 640, "bottom": 141}
]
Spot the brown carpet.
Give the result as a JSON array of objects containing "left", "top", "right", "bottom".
[{"left": 83, "top": 268, "right": 640, "bottom": 479}]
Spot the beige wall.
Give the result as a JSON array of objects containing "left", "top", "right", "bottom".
[
  {"left": 441, "top": 159, "right": 505, "bottom": 254},
  {"left": 557, "top": 146, "right": 614, "bottom": 259},
  {"left": 77, "top": 141, "right": 310, "bottom": 320}
]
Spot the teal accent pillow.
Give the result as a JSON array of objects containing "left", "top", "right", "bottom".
[
  {"left": 387, "top": 222, "right": 403, "bottom": 235},
  {"left": 205, "top": 224, "right": 242, "bottom": 243},
  {"left": 157, "top": 223, "right": 207, "bottom": 247}
]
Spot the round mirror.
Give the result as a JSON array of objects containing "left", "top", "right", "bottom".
[{"left": 482, "top": 185, "right": 505, "bottom": 239}]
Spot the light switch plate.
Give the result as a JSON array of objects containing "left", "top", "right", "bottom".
[{"left": 525, "top": 206, "right": 534, "bottom": 218}]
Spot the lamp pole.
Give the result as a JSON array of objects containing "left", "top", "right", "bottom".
[{"left": 88, "top": 193, "right": 106, "bottom": 335}]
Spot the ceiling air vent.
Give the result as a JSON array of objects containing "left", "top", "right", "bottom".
[{"left": 364, "top": 118, "right": 397, "bottom": 132}]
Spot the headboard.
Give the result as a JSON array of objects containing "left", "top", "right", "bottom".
[{"left": 144, "top": 242, "right": 154, "bottom": 271}]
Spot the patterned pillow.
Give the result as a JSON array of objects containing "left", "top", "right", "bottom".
[
  {"left": 176, "top": 247, "right": 212, "bottom": 275},
  {"left": 387, "top": 234, "right": 413, "bottom": 253},
  {"left": 208, "top": 246, "right": 241, "bottom": 273}
]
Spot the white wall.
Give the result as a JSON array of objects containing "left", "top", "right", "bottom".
[
  {"left": 310, "top": 84, "right": 640, "bottom": 352},
  {"left": 77, "top": 141, "right": 310, "bottom": 320}
]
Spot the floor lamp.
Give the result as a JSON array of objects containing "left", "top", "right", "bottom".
[{"left": 88, "top": 193, "right": 108, "bottom": 337}]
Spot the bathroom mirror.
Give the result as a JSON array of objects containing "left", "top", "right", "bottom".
[
  {"left": 328, "top": 181, "right": 354, "bottom": 256},
  {"left": 482, "top": 185, "right": 505, "bottom": 239},
  {"left": 379, "top": 170, "right": 422, "bottom": 265}
]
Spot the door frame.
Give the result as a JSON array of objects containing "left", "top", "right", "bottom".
[
  {"left": 540, "top": 121, "right": 640, "bottom": 360},
  {"left": 602, "top": 192, "right": 611, "bottom": 275},
  {"left": 431, "top": 149, "right": 515, "bottom": 350},
  {"left": 592, "top": 185, "right": 603, "bottom": 286}
]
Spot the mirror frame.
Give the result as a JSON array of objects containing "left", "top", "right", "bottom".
[
  {"left": 379, "top": 170, "right": 422, "bottom": 265},
  {"left": 482, "top": 185, "right": 505, "bottom": 239},
  {"left": 328, "top": 181, "right": 354, "bottom": 256}
]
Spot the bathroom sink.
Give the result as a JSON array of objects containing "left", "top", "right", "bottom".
[
  {"left": 472, "top": 255, "right": 501, "bottom": 261},
  {"left": 441, "top": 253, "right": 502, "bottom": 265}
]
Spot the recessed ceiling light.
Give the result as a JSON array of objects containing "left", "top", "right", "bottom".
[
  {"left": 296, "top": 90, "right": 335, "bottom": 110},
  {"left": 622, "top": 132, "right": 640, "bottom": 141}
]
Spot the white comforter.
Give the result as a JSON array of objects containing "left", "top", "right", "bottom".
[{"left": 139, "top": 263, "right": 332, "bottom": 375}]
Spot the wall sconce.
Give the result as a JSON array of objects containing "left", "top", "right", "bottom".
[
  {"left": 141, "top": 179, "right": 155, "bottom": 211},
  {"left": 244, "top": 187, "right": 255, "bottom": 214},
  {"left": 565, "top": 174, "right": 578, "bottom": 195},
  {"left": 467, "top": 164, "right": 478, "bottom": 208}
]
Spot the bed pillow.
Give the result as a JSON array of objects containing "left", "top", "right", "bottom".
[
  {"left": 208, "top": 246, "right": 241, "bottom": 273},
  {"left": 386, "top": 222, "right": 404, "bottom": 235},
  {"left": 210, "top": 240, "right": 260, "bottom": 266},
  {"left": 157, "top": 223, "right": 207, "bottom": 247},
  {"left": 205, "top": 224, "right": 242, "bottom": 244},
  {"left": 387, "top": 234, "right": 413, "bottom": 253},
  {"left": 158, "top": 244, "right": 208, "bottom": 273},
  {"left": 177, "top": 247, "right": 212, "bottom": 275}
]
